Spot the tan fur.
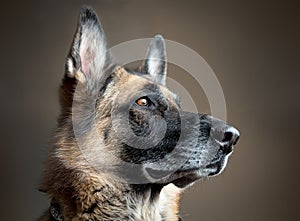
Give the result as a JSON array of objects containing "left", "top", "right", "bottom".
[
  {"left": 38, "top": 67, "right": 182, "bottom": 221},
  {"left": 159, "top": 184, "right": 182, "bottom": 221},
  {"left": 38, "top": 6, "right": 240, "bottom": 220}
]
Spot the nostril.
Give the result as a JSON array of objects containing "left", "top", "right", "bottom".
[
  {"left": 223, "top": 127, "right": 240, "bottom": 145},
  {"left": 217, "top": 126, "right": 240, "bottom": 154},
  {"left": 222, "top": 131, "right": 233, "bottom": 143},
  {"left": 210, "top": 120, "right": 240, "bottom": 148}
]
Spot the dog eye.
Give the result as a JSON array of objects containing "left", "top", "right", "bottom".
[{"left": 136, "top": 97, "right": 150, "bottom": 106}]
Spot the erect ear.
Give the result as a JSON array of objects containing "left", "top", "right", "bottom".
[
  {"left": 142, "top": 35, "right": 167, "bottom": 85},
  {"left": 66, "top": 6, "right": 111, "bottom": 84}
]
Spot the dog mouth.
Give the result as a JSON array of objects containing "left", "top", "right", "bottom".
[
  {"left": 146, "top": 153, "right": 231, "bottom": 187},
  {"left": 145, "top": 167, "right": 200, "bottom": 188},
  {"left": 205, "top": 155, "right": 227, "bottom": 176},
  {"left": 170, "top": 155, "right": 228, "bottom": 188},
  {"left": 144, "top": 142, "right": 234, "bottom": 188}
]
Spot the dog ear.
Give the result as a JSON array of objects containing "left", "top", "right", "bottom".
[
  {"left": 143, "top": 35, "right": 167, "bottom": 85},
  {"left": 65, "top": 6, "right": 112, "bottom": 84}
]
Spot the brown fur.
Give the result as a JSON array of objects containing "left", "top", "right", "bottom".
[
  {"left": 38, "top": 6, "right": 239, "bottom": 221},
  {"left": 38, "top": 66, "right": 182, "bottom": 221}
]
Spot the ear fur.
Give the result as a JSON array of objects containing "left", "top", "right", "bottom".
[
  {"left": 60, "top": 6, "right": 115, "bottom": 116},
  {"left": 66, "top": 6, "right": 112, "bottom": 84},
  {"left": 143, "top": 35, "right": 167, "bottom": 85}
]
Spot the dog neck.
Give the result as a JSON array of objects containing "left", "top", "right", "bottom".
[
  {"left": 40, "top": 128, "right": 182, "bottom": 220},
  {"left": 44, "top": 171, "right": 182, "bottom": 221},
  {"left": 128, "top": 183, "right": 182, "bottom": 221}
]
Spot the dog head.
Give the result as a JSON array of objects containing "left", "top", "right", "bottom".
[{"left": 62, "top": 6, "right": 240, "bottom": 188}]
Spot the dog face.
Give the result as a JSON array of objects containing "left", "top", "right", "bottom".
[{"left": 64, "top": 7, "right": 239, "bottom": 188}]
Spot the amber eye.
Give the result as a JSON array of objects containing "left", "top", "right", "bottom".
[{"left": 136, "top": 97, "right": 149, "bottom": 106}]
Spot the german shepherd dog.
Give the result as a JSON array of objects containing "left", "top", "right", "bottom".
[{"left": 38, "top": 6, "right": 240, "bottom": 221}]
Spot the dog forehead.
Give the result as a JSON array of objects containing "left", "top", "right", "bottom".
[
  {"left": 113, "top": 66, "right": 148, "bottom": 90},
  {"left": 113, "top": 66, "right": 178, "bottom": 105},
  {"left": 127, "top": 74, "right": 151, "bottom": 90},
  {"left": 127, "top": 74, "right": 177, "bottom": 101},
  {"left": 159, "top": 85, "right": 179, "bottom": 103}
]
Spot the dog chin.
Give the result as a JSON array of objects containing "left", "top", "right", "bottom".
[
  {"left": 172, "top": 155, "right": 230, "bottom": 188},
  {"left": 144, "top": 154, "right": 230, "bottom": 188},
  {"left": 205, "top": 154, "right": 230, "bottom": 176}
]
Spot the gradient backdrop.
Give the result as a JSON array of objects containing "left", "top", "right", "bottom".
[{"left": 1, "top": 0, "right": 299, "bottom": 220}]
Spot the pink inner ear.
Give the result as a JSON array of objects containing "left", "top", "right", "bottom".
[
  {"left": 81, "top": 55, "right": 90, "bottom": 76},
  {"left": 80, "top": 42, "right": 93, "bottom": 76}
]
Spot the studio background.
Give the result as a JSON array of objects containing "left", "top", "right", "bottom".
[{"left": 0, "top": 0, "right": 299, "bottom": 220}]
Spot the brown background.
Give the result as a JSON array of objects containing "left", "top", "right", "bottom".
[{"left": 0, "top": 0, "right": 299, "bottom": 220}]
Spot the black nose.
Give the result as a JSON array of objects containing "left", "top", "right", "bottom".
[
  {"left": 210, "top": 119, "right": 240, "bottom": 154},
  {"left": 222, "top": 127, "right": 240, "bottom": 145},
  {"left": 217, "top": 126, "right": 240, "bottom": 153}
]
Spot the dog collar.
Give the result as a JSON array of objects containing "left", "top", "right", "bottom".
[{"left": 50, "top": 201, "right": 63, "bottom": 221}]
